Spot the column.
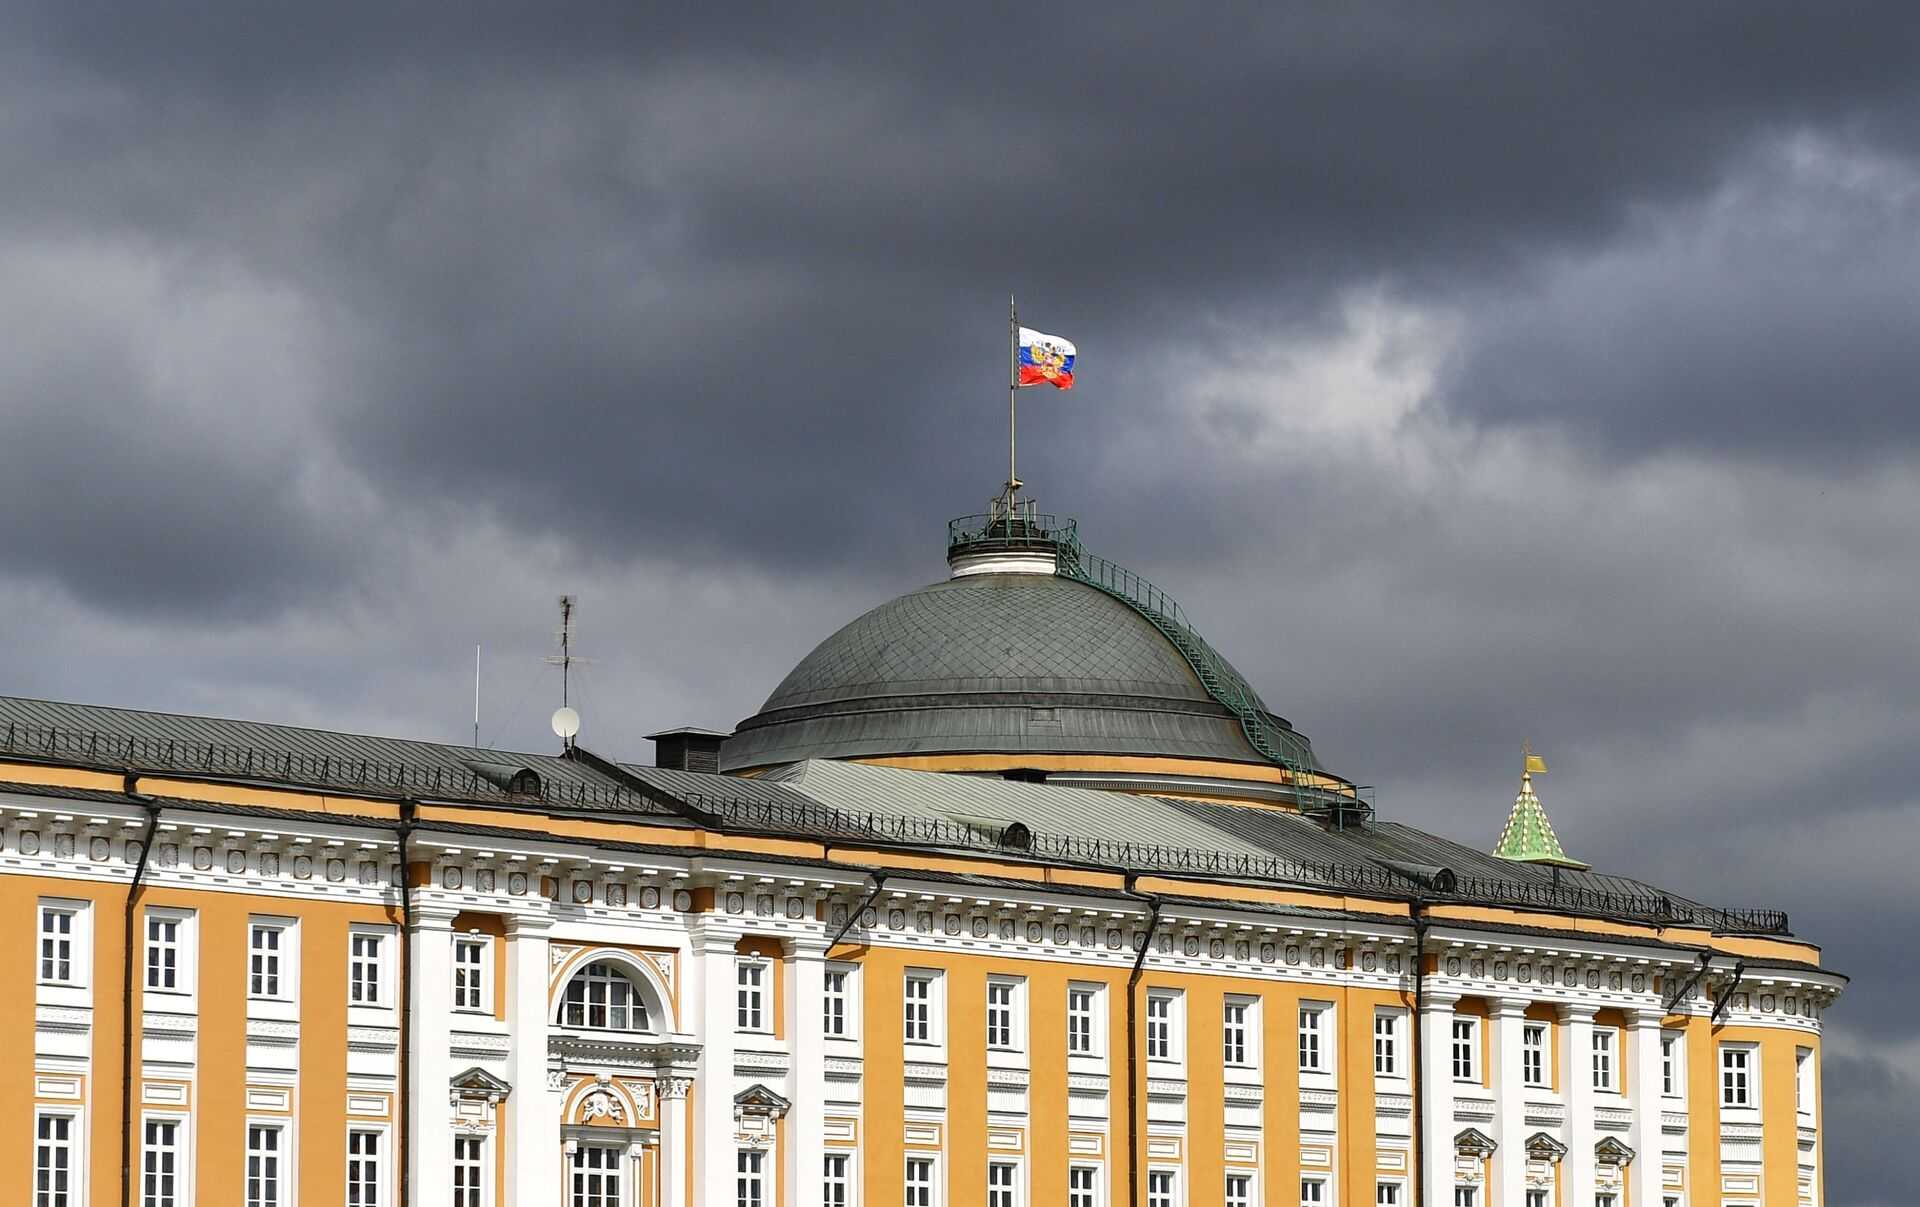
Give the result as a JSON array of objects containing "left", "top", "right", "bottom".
[
  {"left": 1419, "top": 990, "right": 1462, "bottom": 1207},
  {"left": 505, "top": 912, "right": 559, "bottom": 1205},
  {"left": 1626, "top": 1010, "right": 1664, "bottom": 1207},
  {"left": 785, "top": 934, "right": 829, "bottom": 1207},
  {"left": 1559, "top": 1004, "right": 1598, "bottom": 1207},
  {"left": 655, "top": 1076, "right": 692, "bottom": 1207},
  {"left": 690, "top": 921, "right": 740, "bottom": 1206},
  {"left": 1489, "top": 997, "right": 1529, "bottom": 1207},
  {"left": 408, "top": 903, "right": 459, "bottom": 1207}
]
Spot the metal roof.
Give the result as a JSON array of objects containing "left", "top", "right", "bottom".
[{"left": 724, "top": 572, "right": 1316, "bottom": 771}]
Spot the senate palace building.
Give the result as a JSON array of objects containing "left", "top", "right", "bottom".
[{"left": 0, "top": 498, "right": 1841, "bottom": 1207}]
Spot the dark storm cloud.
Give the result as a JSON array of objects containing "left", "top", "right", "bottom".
[{"left": 4, "top": 7, "right": 1920, "bottom": 1201}]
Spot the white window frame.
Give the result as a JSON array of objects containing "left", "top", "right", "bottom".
[
  {"left": 1526, "top": 1191, "right": 1549, "bottom": 1207},
  {"left": 736, "top": 958, "right": 770, "bottom": 1033},
  {"left": 1451, "top": 1016, "right": 1481, "bottom": 1083},
  {"left": 1660, "top": 1031, "right": 1681, "bottom": 1098},
  {"left": 1068, "top": 1163, "right": 1102, "bottom": 1207},
  {"left": 1373, "top": 1009, "right": 1404, "bottom": 1078},
  {"left": 1067, "top": 983, "right": 1105, "bottom": 1057},
  {"left": 1377, "top": 1180, "right": 1406, "bottom": 1206},
  {"left": 346, "top": 1125, "right": 387, "bottom": 1206},
  {"left": 1796, "top": 1046, "right": 1814, "bottom": 1117},
  {"left": 1720, "top": 1043, "right": 1755, "bottom": 1109},
  {"left": 1595, "top": 1195, "right": 1617, "bottom": 1207},
  {"left": 1149, "top": 1167, "right": 1180, "bottom": 1207},
  {"left": 1224, "top": 1170, "right": 1254, "bottom": 1207},
  {"left": 37, "top": 1109, "right": 84, "bottom": 1207},
  {"left": 737, "top": 1147, "right": 768, "bottom": 1207},
  {"left": 452, "top": 1132, "right": 488, "bottom": 1207},
  {"left": 1296, "top": 1002, "right": 1327, "bottom": 1073},
  {"left": 1301, "top": 1176, "right": 1329, "bottom": 1206},
  {"left": 823, "top": 1151, "right": 855, "bottom": 1207},
  {"left": 348, "top": 927, "right": 391, "bottom": 1008},
  {"left": 904, "top": 1154, "right": 939, "bottom": 1207},
  {"left": 142, "top": 1113, "right": 189, "bottom": 1207},
  {"left": 1522, "top": 1022, "right": 1549, "bottom": 1088},
  {"left": 823, "top": 965, "right": 857, "bottom": 1040},
  {"left": 1453, "top": 1189, "right": 1479, "bottom": 1207},
  {"left": 570, "top": 1141, "right": 623, "bottom": 1207},
  {"left": 247, "top": 918, "right": 297, "bottom": 1003},
  {"left": 245, "top": 1119, "right": 290, "bottom": 1207},
  {"left": 38, "top": 900, "right": 87, "bottom": 988},
  {"left": 452, "top": 935, "right": 491, "bottom": 1014},
  {"left": 144, "top": 908, "right": 195, "bottom": 996},
  {"left": 1591, "top": 1028, "right": 1617, "bottom": 1093},
  {"left": 559, "top": 961, "right": 653, "bottom": 1033},
  {"left": 986, "top": 976, "right": 1025, "bottom": 1052},
  {"left": 989, "top": 1158, "right": 1022, "bottom": 1207},
  {"left": 1145, "top": 989, "right": 1182, "bottom": 1063},
  {"left": 903, "top": 970, "right": 941, "bottom": 1046}
]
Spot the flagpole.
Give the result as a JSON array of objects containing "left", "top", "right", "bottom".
[{"left": 1008, "top": 295, "right": 1018, "bottom": 506}]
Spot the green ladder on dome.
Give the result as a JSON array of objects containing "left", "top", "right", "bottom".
[{"left": 1492, "top": 750, "right": 1588, "bottom": 869}]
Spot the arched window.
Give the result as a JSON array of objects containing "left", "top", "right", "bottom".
[{"left": 560, "top": 962, "right": 652, "bottom": 1032}]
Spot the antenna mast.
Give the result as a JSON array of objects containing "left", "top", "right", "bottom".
[{"left": 545, "top": 595, "right": 586, "bottom": 751}]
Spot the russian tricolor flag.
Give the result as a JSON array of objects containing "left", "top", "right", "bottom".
[{"left": 1018, "top": 327, "right": 1077, "bottom": 389}]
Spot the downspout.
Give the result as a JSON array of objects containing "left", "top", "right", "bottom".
[
  {"left": 395, "top": 799, "right": 417, "bottom": 1207},
  {"left": 1410, "top": 897, "right": 1429, "bottom": 1207},
  {"left": 118, "top": 776, "right": 161, "bottom": 1207},
  {"left": 1123, "top": 877, "right": 1163, "bottom": 1207},
  {"left": 826, "top": 873, "right": 887, "bottom": 952}
]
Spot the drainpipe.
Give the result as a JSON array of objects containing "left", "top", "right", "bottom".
[
  {"left": 826, "top": 873, "right": 887, "bottom": 952},
  {"left": 1122, "top": 877, "right": 1163, "bottom": 1207},
  {"left": 395, "top": 799, "right": 417, "bottom": 1207},
  {"left": 1410, "top": 898, "right": 1429, "bottom": 1207},
  {"left": 118, "top": 776, "right": 161, "bottom": 1207}
]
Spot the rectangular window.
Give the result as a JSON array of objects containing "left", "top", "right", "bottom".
[
  {"left": 247, "top": 1124, "right": 283, "bottom": 1207},
  {"left": 904, "top": 974, "right": 934, "bottom": 1043},
  {"left": 249, "top": 922, "right": 289, "bottom": 999},
  {"left": 824, "top": 1153, "right": 852, "bottom": 1207},
  {"left": 1148, "top": 1169, "right": 1175, "bottom": 1207},
  {"left": 1069, "top": 1165, "right": 1099, "bottom": 1207},
  {"left": 1377, "top": 1184, "right": 1403, "bottom": 1206},
  {"left": 1220, "top": 1000, "right": 1249, "bottom": 1067},
  {"left": 737, "top": 961, "right": 767, "bottom": 1031},
  {"left": 39, "top": 905, "right": 77, "bottom": 984},
  {"left": 736, "top": 1150, "right": 765, "bottom": 1207},
  {"left": 453, "top": 938, "right": 487, "bottom": 1012},
  {"left": 350, "top": 933, "right": 385, "bottom": 1006},
  {"left": 1796, "top": 1047, "right": 1814, "bottom": 1115},
  {"left": 1454, "top": 1190, "right": 1478, "bottom": 1207},
  {"left": 1301, "top": 1178, "right": 1327, "bottom": 1206},
  {"left": 143, "top": 1118, "right": 181, "bottom": 1207},
  {"left": 989, "top": 1161, "right": 1019, "bottom": 1207},
  {"left": 146, "top": 914, "right": 183, "bottom": 992},
  {"left": 453, "top": 1135, "right": 485, "bottom": 1207},
  {"left": 1527, "top": 1192, "right": 1548, "bottom": 1207},
  {"left": 1224, "top": 1173, "right": 1251, "bottom": 1207},
  {"left": 1374, "top": 1011, "right": 1401, "bottom": 1076},
  {"left": 347, "top": 1129, "right": 383, "bottom": 1206},
  {"left": 1068, "top": 986, "right": 1097, "bottom": 1055},
  {"left": 1522, "top": 1023, "right": 1548, "bottom": 1087},
  {"left": 1595, "top": 1196, "right": 1616, "bottom": 1207},
  {"left": 38, "top": 1114, "right": 75, "bottom": 1207},
  {"left": 1661, "top": 1034, "right": 1678, "bottom": 1097},
  {"left": 823, "top": 969, "right": 849, "bottom": 1038},
  {"left": 1721, "top": 1046, "right": 1751, "bottom": 1107},
  {"left": 571, "top": 1144, "right": 621, "bottom": 1207},
  {"left": 905, "top": 1157, "right": 935, "bottom": 1207},
  {"left": 1146, "top": 992, "right": 1176, "bottom": 1060},
  {"left": 987, "top": 979, "right": 1019, "bottom": 1049},
  {"left": 1591, "top": 1029, "right": 1616, "bottom": 1092},
  {"left": 1451, "top": 1017, "right": 1479, "bottom": 1082},
  {"left": 1296, "top": 1005, "right": 1322, "bottom": 1072}
]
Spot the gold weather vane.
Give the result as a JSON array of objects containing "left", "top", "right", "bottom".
[{"left": 1523, "top": 739, "right": 1547, "bottom": 776}]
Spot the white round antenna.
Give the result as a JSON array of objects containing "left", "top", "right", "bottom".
[{"left": 551, "top": 706, "right": 581, "bottom": 740}]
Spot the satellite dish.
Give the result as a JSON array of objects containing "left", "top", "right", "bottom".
[{"left": 551, "top": 706, "right": 581, "bottom": 740}]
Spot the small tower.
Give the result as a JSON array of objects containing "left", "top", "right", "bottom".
[{"left": 1492, "top": 746, "right": 1588, "bottom": 869}]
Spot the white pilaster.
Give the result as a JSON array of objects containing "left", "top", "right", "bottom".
[
  {"left": 1627, "top": 1010, "right": 1664, "bottom": 1207},
  {"left": 656, "top": 1076, "right": 692, "bottom": 1207},
  {"left": 1489, "top": 997, "right": 1529, "bottom": 1207},
  {"left": 505, "top": 912, "right": 558, "bottom": 1205},
  {"left": 1420, "top": 989, "right": 1462, "bottom": 1206},
  {"left": 408, "top": 902, "right": 459, "bottom": 1207},
  {"left": 690, "top": 921, "right": 740, "bottom": 1206},
  {"left": 786, "top": 934, "right": 829, "bottom": 1207},
  {"left": 1559, "top": 1003, "right": 1598, "bottom": 1207}
]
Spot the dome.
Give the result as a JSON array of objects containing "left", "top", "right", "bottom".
[{"left": 721, "top": 566, "right": 1323, "bottom": 778}]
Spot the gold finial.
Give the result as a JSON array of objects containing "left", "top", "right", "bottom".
[{"left": 1522, "top": 739, "right": 1547, "bottom": 776}]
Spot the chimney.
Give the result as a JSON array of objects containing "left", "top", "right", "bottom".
[{"left": 646, "top": 727, "right": 729, "bottom": 774}]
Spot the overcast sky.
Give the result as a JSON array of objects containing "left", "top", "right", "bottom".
[{"left": 2, "top": 5, "right": 1916, "bottom": 1199}]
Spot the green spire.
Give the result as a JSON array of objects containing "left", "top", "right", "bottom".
[{"left": 1493, "top": 759, "right": 1588, "bottom": 869}]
